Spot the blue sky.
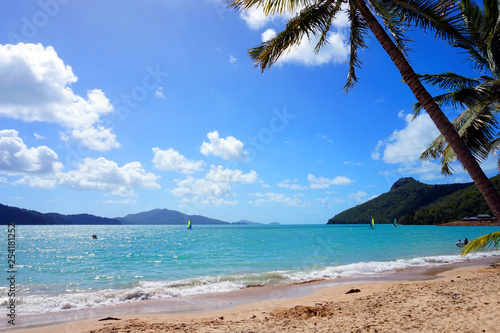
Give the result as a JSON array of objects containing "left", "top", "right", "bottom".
[{"left": 0, "top": 1, "right": 497, "bottom": 224}]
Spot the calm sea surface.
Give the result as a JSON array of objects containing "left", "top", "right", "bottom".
[{"left": 2, "top": 224, "right": 499, "bottom": 315}]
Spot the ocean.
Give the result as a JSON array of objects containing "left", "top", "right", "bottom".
[{"left": 2, "top": 224, "right": 499, "bottom": 321}]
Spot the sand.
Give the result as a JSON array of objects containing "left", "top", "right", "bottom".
[{"left": 13, "top": 261, "right": 500, "bottom": 333}]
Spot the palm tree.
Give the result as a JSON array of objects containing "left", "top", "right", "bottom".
[
  {"left": 228, "top": 0, "right": 500, "bottom": 220},
  {"left": 412, "top": 0, "right": 500, "bottom": 256},
  {"left": 415, "top": 0, "right": 500, "bottom": 176}
]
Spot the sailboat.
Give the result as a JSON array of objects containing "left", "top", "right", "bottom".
[
  {"left": 370, "top": 217, "right": 375, "bottom": 229},
  {"left": 187, "top": 219, "right": 192, "bottom": 230},
  {"left": 393, "top": 218, "right": 397, "bottom": 227}
]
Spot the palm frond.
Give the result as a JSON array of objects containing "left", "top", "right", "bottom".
[
  {"left": 418, "top": 72, "right": 480, "bottom": 90},
  {"left": 387, "top": 0, "right": 469, "bottom": 46},
  {"left": 345, "top": 0, "right": 369, "bottom": 91},
  {"left": 228, "top": 0, "right": 312, "bottom": 15},
  {"left": 461, "top": 231, "right": 500, "bottom": 256},
  {"left": 247, "top": 1, "right": 344, "bottom": 72},
  {"left": 368, "top": 0, "right": 412, "bottom": 57}
]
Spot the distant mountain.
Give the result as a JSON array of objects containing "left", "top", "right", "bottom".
[
  {"left": 0, "top": 203, "right": 121, "bottom": 225},
  {"left": 0, "top": 204, "right": 275, "bottom": 226},
  {"left": 232, "top": 220, "right": 263, "bottom": 225},
  {"left": 327, "top": 177, "right": 474, "bottom": 224},
  {"left": 116, "top": 208, "right": 230, "bottom": 225}
]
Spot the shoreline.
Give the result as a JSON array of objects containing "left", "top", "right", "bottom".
[
  {"left": 9, "top": 255, "right": 500, "bottom": 333},
  {"left": 438, "top": 220, "right": 500, "bottom": 226}
]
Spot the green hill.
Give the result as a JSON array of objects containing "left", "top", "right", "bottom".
[
  {"left": 327, "top": 177, "right": 477, "bottom": 224},
  {"left": 402, "top": 175, "right": 500, "bottom": 224}
]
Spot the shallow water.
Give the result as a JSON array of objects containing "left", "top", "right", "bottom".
[{"left": 1, "top": 224, "right": 498, "bottom": 316}]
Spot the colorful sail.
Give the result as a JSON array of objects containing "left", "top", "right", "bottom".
[
  {"left": 370, "top": 217, "right": 375, "bottom": 228},
  {"left": 187, "top": 219, "right": 192, "bottom": 230},
  {"left": 393, "top": 218, "right": 397, "bottom": 227}
]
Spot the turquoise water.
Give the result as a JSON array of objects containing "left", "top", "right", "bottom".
[{"left": 1, "top": 224, "right": 499, "bottom": 315}]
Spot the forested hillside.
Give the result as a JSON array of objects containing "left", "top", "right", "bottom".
[
  {"left": 400, "top": 175, "right": 500, "bottom": 224},
  {"left": 0, "top": 203, "right": 121, "bottom": 225},
  {"left": 327, "top": 177, "right": 478, "bottom": 224}
]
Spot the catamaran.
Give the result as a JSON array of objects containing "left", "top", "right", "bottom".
[
  {"left": 370, "top": 217, "right": 375, "bottom": 229},
  {"left": 187, "top": 219, "right": 192, "bottom": 230}
]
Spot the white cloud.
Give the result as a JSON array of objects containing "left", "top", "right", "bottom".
[
  {"left": 274, "top": 32, "right": 349, "bottom": 66},
  {"left": 261, "top": 29, "right": 277, "bottom": 42},
  {"left": 15, "top": 157, "right": 160, "bottom": 196},
  {"left": 103, "top": 198, "right": 137, "bottom": 204},
  {"left": 229, "top": 55, "right": 237, "bottom": 63},
  {"left": 377, "top": 113, "right": 440, "bottom": 165},
  {"left": 277, "top": 179, "right": 307, "bottom": 190},
  {"left": 348, "top": 191, "right": 368, "bottom": 203},
  {"left": 307, "top": 174, "right": 353, "bottom": 189},
  {"left": 0, "top": 130, "right": 160, "bottom": 195},
  {"left": 249, "top": 192, "right": 311, "bottom": 207},
  {"left": 152, "top": 147, "right": 204, "bottom": 174},
  {"left": 0, "top": 129, "right": 63, "bottom": 175},
  {"left": 0, "top": 43, "right": 119, "bottom": 151},
  {"left": 155, "top": 86, "right": 165, "bottom": 98},
  {"left": 15, "top": 176, "right": 58, "bottom": 189},
  {"left": 239, "top": 6, "right": 278, "bottom": 30},
  {"left": 205, "top": 165, "right": 258, "bottom": 183},
  {"left": 34, "top": 132, "right": 45, "bottom": 140},
  {"left": 200, "top": 131, "right": 250, "bottom": 161},
  {"left": 57, "top": 157, "right": 160, "bottom": 196},
  {"left": 172, "top": 165, "right": 258, "bottom": 205},
  {"left": 317, "top": 133, "right": 334, "bottom": 143}
]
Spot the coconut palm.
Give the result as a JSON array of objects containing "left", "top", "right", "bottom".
[
  {"left": 414, "top": 0, "right": 500, "bottom": 176},
  {"left": 228, "top": 0, "right": 500, "bottom": 220}
]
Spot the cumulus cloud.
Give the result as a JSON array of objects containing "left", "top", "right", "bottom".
[
  {"left": 348, "top": 191, "right": 368, "bottom": 203},
  {"left": 0, "top": 129, "right": 63, "bottom": 175},
  {"left": 0, "top": 43, "right": 119, "bottom": 151},
  {"left": 239, "top": 6, "right": 278, "bottom": 30},
  {"left": 200, "top": 131, "right": 250, "bottom": 161},
  {"left": 172, "top": 165, "right": 258, "bottom": 205},
  {"left": 261, "top": 29, "right": 277, "bottom": 42},
  {"left": 15, "top": 157, "right": 160, "bottom": 195},
  {"left": 249, "top": 192, "right": 311, "bottom": 207},
  {"left": 152, "top": 147, "right": 204, "bottom": 174},
  {"left": 307, "top": 174, "right": 353, "bottom": 189},
  {"left": 1, "top": 129, "right": 160, "bottom": 195},
  {"left": 57, "top": 157, "right": 160, "bottom": 196},
  {"left": 373, "top": 113, "right": 440, "bottom": 165},
  {"left": 277, "top": 179, "right": 307, "bottom": 190}
]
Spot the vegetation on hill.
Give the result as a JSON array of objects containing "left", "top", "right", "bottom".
[
  {"left": 327, "top": 177, "right": 480, "bottom": 224},
  {"left": 0, "top": 204, "right": 121, "bottom": 225},
  {"left": 401, "top": 175, "right": 500, "bottom": 224}
]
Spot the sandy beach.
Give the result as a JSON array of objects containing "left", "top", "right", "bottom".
[{"left": 13, "top": 259, "right": 500, "bottom": 333}]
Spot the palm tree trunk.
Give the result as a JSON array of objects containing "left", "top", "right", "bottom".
[{"left": 356, "top": 0, "right": 500, "bottom": 220}]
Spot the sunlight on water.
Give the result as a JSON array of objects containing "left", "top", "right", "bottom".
[{"left": 1, "top": 224, "right": 498, "bottom": 314}]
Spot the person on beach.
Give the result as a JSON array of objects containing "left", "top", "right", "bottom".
[{"left": 464, "top": 238, "right": 468, "bottom": 245}]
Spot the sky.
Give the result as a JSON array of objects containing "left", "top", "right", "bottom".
[{"left": 0, "top": 1, "right": 497, "bottom": 224}]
